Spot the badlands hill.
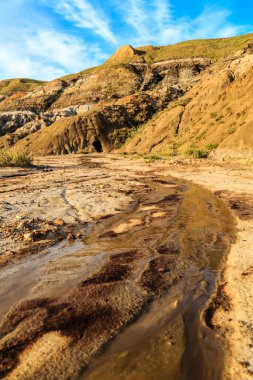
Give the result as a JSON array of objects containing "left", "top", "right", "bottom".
[{"left": 0, "top": 33, "right": 253, "bottom": 157}]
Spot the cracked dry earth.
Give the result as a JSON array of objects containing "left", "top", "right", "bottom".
[{"left": 0, "top": 154, "right": 251, "bottom": 380}]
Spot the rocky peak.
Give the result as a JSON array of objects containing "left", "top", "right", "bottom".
[{"left": 105, "top": 45, "right": 144, "bottom": 65}]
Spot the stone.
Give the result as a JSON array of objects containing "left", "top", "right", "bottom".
[
  {"left": 23, "top": 233, "right": 34, "bottom": 242},
  {"left": 53, "top": 218, "right": 65, "bottom": 226}
]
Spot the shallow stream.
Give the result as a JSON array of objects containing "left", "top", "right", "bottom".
[{"left": 0, "top": 174, "right": 235, "bottom": 379}]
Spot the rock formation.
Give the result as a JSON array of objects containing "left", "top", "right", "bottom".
[
  {"left": 0, "top": 33, "right": 252, "bottom": 156},
  {"left": 124, "top": 47, "right": 253, "bottom": 157}
]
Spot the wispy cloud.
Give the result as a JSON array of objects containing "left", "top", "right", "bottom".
[
  {"left": 119, "top": 0, "right": 172, "bottom": 44},
  {"left": 121, "top": 1, "right": 248, "bottom": 45},
  {"left": 187, "top": 7, "right": 241, "bottom": 39},
  {"left": 53, "top": 0, "right": 117, "bottom": 44},
  {"left": 121, "top": 0, "right": 172, "bottom": 44},
  {"left": 123, "top": 0, "right": 151, "bottom": 43},
  {"left": 27, "top": 31, "right": 108, "bottom": 73},
  {"left": 0, "top": 30, "right": 108, "bottom": 80},
  {"left": 154, "top": 0, "right": 172, "bottom": 34},
  {"left": 0, "top": 0, "right": 109, "bottom": 80},
  {"left": 0, "top": 0, "right": 251, "bottom": 80}
]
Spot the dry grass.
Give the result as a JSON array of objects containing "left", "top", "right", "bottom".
[
  {"left": 0, "top": 149, "right": 33, "bottom": 167},
  {"left": 144, "top": 33, "right": 253, "bottom": 63},
  {"left": 0, "top": 78, "right": 46, "bottom": 96},
  {"left": 59, "top": 33, "right": 253, "bottom": 80}
]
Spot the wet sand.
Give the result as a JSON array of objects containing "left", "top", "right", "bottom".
[
  {"left": 0, "top": 154, "right": 251, "bottom": 379},
  {"left": 160, "top": 159, "right": 253, "bottom": 380}
]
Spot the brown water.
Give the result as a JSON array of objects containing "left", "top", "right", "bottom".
[
  {"left": 0, "top": 240, "right": 107, "bottom": 318},
  {"left": 79, "top": 176, "right": 235, "bottom": 380},
  {"left": 0, "top": 175, "right": 235, "bottom": 379}
]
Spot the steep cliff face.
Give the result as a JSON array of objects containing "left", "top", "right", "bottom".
[{"left": 0, "top": 33, "right": 253, "bottom": 156}]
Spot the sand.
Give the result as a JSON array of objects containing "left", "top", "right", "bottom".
[{"left": 160, "top": 159, "right": 253, "bottom": 379}]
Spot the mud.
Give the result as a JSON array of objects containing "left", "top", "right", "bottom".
[
  {"left": 0, "top": 217, "right": 84, "bottom": 268},
  {"left": 159, "top": 160, "right": 253, "bottom": 380},
  {"left": 0, "top": 156, "right": 236, "bottom": 380},
  {"left": 214, "top": 190, "right": 253, "bottom": 220}
]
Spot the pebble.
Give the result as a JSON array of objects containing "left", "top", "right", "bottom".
[
  {"left": 53, "top": 219, "right": 65, "bottom": 226},
  {"left": 24, "top": 233, "right": 34, "bottom": 242}
]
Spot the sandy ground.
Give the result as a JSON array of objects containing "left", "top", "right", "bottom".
[
  {"left": 0, "top": 154, "right": 252, "bottom": 379},
  {"left": 159, "top": 160, "right": 253, "bottom": 380},
  {"left": 0, "top": 155, "right": 143, "bottom": 267}
]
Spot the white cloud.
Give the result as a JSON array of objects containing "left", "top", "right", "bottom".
[
  {"left": 121, "top": 0, "right": 172, "bottom": 44},
  {"left": 0, "top": 0, "right": 251, "bottom": 81},
  {"left": 123, "top": 0, "right": 151, "bottom": 43},
  {"left": 154, "top": 0, "right": 173, "bottom": 33},
  {"left": 187, "top": 8, "right": 241, "bottom": 40},
  {"left": 53, "top": 0, "right": 117, "bottom": 44},
  {"left": 0, "top": 30, "right": 108, "bottom": 80},
  {"left": 0, "top": 46, "right": 64, "bottom": 80},
  {"left": 121, "top": 1, "right": 248, "bottom": 46},
  {"left": 27, "top": 31, "right": 108, "bottom": 72},
  {"left": 0, "top": 0, "right": 110, "bottom": 80}
]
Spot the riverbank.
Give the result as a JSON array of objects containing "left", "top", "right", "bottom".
[
  {"left": 161, "top": 159, "right": 253, "bottom": 380},
  {"left": 0, "top": 154, "right": 252, "bottom": 379}
]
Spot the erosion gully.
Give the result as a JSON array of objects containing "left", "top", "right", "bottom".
[{"left": 0, "top": 173, "right": 235, "bottom": 380}]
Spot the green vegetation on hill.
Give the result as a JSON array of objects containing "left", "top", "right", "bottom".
[
  {"left": 0, "top": 78, "right": 46, "bottom": 96},
  {"left": 1, "top": 32, "right": 253, "bottom": 158},
  {"left": 143, "top": 33, "right": 253, "bottom": 62},
  {"left": 59, "top": 66, "right": 101, "bottom": 80},
  {"left": 59, "top": 33, "right": 253, "bottom": 80},
  {"left": 1, "top": 33, "right": 253, "bottom": 88}
]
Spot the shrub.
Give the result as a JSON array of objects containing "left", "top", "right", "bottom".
[
  {"left": 168, "top": 97, "right": 192, "bottom": 112},
  {"left": 143, "top": 154, "right": 162, "bottom": 162},
  {"left": 206, "top": 143, "right": 218, "bottom": 151},
  {"left": 0, "top": 150, "right": 12, "bottom": 167},
  {"left": 228, "top": 127, "right": 236, "bottom": 135},
  {"left": 176, "top": 97, "right": 192, "bottom": 107},
  {"left": 215, "top": 115, "right": 224, "bottom": 122},
  {"left": 186, "top": 148, "right": 209, "bottom": 159},
  {"left": 111, "top": 126, "right": 138, "bottom": 149},
  {"left": 0, "top": 150, "right": 33, "bottom": 167},
  {"left": 168, "top": 141, "right": 179, "bottom": 156},
  {"left": 195, "top": 130, "right": 207, "bottom": 141}
]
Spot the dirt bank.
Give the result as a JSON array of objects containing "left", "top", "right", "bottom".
[{"left": 158, "top": 159, "right": 253, "bottom": 380}]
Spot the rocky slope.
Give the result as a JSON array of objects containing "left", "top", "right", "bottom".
[
  {"left": 0, "top": 34, "right": 253, "bottom": 156},
  {"left": 124, "top": 42, "right": 253, "bottom": 157}
]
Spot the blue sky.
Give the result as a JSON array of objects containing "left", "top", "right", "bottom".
[{"left": 0, "top": 0, "right": 252, "bottom": 80}]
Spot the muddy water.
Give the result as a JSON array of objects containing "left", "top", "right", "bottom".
[
  {"left": 80, "top": 177, "right": 235, "bottom": 380},
  {"left": 0, "top": 175, "right": 235, "bottom": 380},
  {"left": 0, "top": 240, "right": 106, "bottom": 318}
]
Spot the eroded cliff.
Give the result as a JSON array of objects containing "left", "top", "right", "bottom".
[{"left": 0, "top": 34, "right": 253, "bottom": 156}]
